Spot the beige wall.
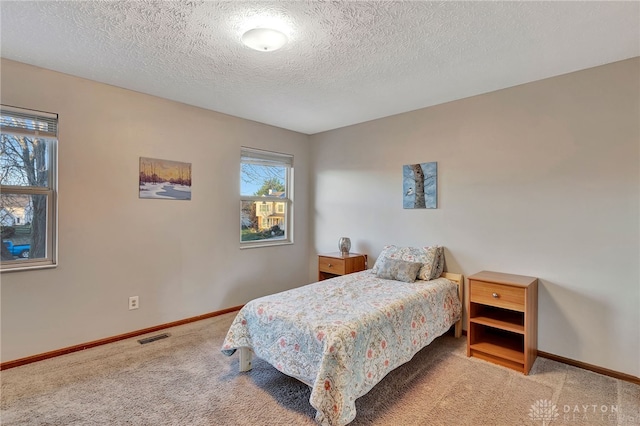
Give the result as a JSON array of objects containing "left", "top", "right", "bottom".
[
  {"left": 310, "top": 58, "right": 640, "bottom": 377},
  {"left": 2, "top": 58, "right": 638, "bottom": 379},
  {"left": 0, "top": 59, "right": 311, "bottom": 362}
]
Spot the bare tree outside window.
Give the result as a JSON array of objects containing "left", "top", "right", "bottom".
[
  {"left": 0, "top": 106, "right": 57, "bottom": 270},
  {"left": 240, "top": 148, "right": 293, "bottom": 246}
]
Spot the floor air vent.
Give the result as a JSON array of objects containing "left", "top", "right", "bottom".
[{"left": 138, "top": 333, "right": 170, "bottom": 345}]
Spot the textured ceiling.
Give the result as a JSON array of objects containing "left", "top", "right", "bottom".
[{"left": 1, "top": 1, "right": 639, "bottom": 135}]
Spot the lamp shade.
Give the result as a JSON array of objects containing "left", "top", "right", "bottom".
[{"left": 242, "top": 28, "right": 288, "bottom": 52}]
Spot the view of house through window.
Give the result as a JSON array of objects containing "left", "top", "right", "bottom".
[
  {"left": 0, "top": 105, "right": 58, "bottom": 270},
  {"left": 240, "top": 147, "right": 293, "bottom": 246}
]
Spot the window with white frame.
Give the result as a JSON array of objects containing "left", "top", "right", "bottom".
[
  {"left": 0, "top": 105, "right": 58, "bottom": 270},
  {"left": 240, "top": 147, "right": 293, "bottom": 247}
]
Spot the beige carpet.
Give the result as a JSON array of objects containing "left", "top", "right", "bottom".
[{"left": 1, "top": 312, "right": 638, "bottom": 425}]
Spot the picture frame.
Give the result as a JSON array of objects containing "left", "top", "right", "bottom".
[
  {"left": 139, "top": 157, "right": 192, "bottom": 200},
  {"left": 403, "top": 162, "right": 437, "bottom": 209}
]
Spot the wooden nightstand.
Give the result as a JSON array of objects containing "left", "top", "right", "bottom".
[
  {"left": 467, "top": 271, "right": 538, "bottom": 374},
  {"left": 318, "top": 252, "right": 367, "bottom": 281}
]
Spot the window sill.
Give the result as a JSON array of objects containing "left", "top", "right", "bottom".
[
  {"left": 240, "top": 240, "right": 293, "bottom": 250},
  {"left": 1, "top": 262, "right": 57, "bottom": 273}
]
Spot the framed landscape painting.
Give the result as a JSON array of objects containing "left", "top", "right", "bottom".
[
  {"left": 139, "top": 157, "right": 192, "bottom": 200},
  {"left": 403, "top": 162, "right": 437, "bottom": 209}
]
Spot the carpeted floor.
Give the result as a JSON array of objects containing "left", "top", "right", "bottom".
[{"left": 1, "top": 312, "right": 638, "bottom": 425}]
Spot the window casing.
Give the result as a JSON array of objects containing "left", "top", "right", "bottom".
[
  {"left": 240, "top": 147, "right": 293, "bottom": 248},
  {"left": 1, "top": 105, "right": 58, "bottom": 271}
]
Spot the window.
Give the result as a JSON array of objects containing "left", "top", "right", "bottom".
[
  {"left": 240, "top": 147, "right": 293, "bottom": 247},
  {"left": 1, "top": 105, "right": 58, "bottom": 270}
]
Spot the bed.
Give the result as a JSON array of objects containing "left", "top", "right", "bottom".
[{"left": 221, "top": 246, "right": 463, "bottom": 426}]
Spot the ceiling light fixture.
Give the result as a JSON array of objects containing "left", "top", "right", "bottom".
[{"left": 242, "top": 28, "right": 288, "bottom": 52}]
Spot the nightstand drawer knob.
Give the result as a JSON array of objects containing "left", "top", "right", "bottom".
[
  {"left": 327, "top": 263, "right": 332, "bottom": 267},
  {"left": 492, "top": 293, "right": 499, "bottom": 298}
]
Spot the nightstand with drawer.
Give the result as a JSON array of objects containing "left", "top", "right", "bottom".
[
  {"left": 467, "top": 271, "right": 538, "bottom": 374},
  {"left": 318, "top": 252, "right": 367, "bottom": 281}
]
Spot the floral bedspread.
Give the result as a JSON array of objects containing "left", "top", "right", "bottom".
[{"left": 221, "top": 270, "right": 461, "bottom": 426}]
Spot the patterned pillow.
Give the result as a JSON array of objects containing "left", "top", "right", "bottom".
[
  {"left": 375, "top": 258, "right": 422, "bottom": 283},
  {"left": 372, "top": 245, "right": 442, "bottom": 281},
  {"left": 415, "top": 246, "right": 440, "bottom": 280},
  {"left": 371, "top": 245, "right": 403, "bottom": 273},
  {"left": 433, "top": 246, "right": 445, "bottom": 280}
]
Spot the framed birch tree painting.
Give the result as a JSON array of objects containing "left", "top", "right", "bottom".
[{"left": 403, "top": 162, "right": 437, "bottom": 209}]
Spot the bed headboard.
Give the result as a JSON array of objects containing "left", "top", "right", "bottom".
[{"left": 441, "top": 272, "right": 463, "bottom": 338}]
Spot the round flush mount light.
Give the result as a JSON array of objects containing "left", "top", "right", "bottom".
[{"left": 242, "top": 28, "right": 288, "bottom": 52}]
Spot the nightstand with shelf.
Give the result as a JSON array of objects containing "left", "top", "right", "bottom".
[
  {"left": 318, "top": 252, "right": 367, "bottom": 281},
  {"left": 467, "top": 270, "right": 538, "bottom": 375}
]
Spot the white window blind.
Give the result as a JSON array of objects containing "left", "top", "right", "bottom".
[
  {"left": 0, "top": 105, "right": 58, "bottom": 138},
  {"left": 241, "top": 147, "right": 293, "bottom": 167}
]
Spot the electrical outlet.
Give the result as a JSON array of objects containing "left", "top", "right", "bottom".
[{"left": 129, "top": 296, "right": 139, "bottom": 310}]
